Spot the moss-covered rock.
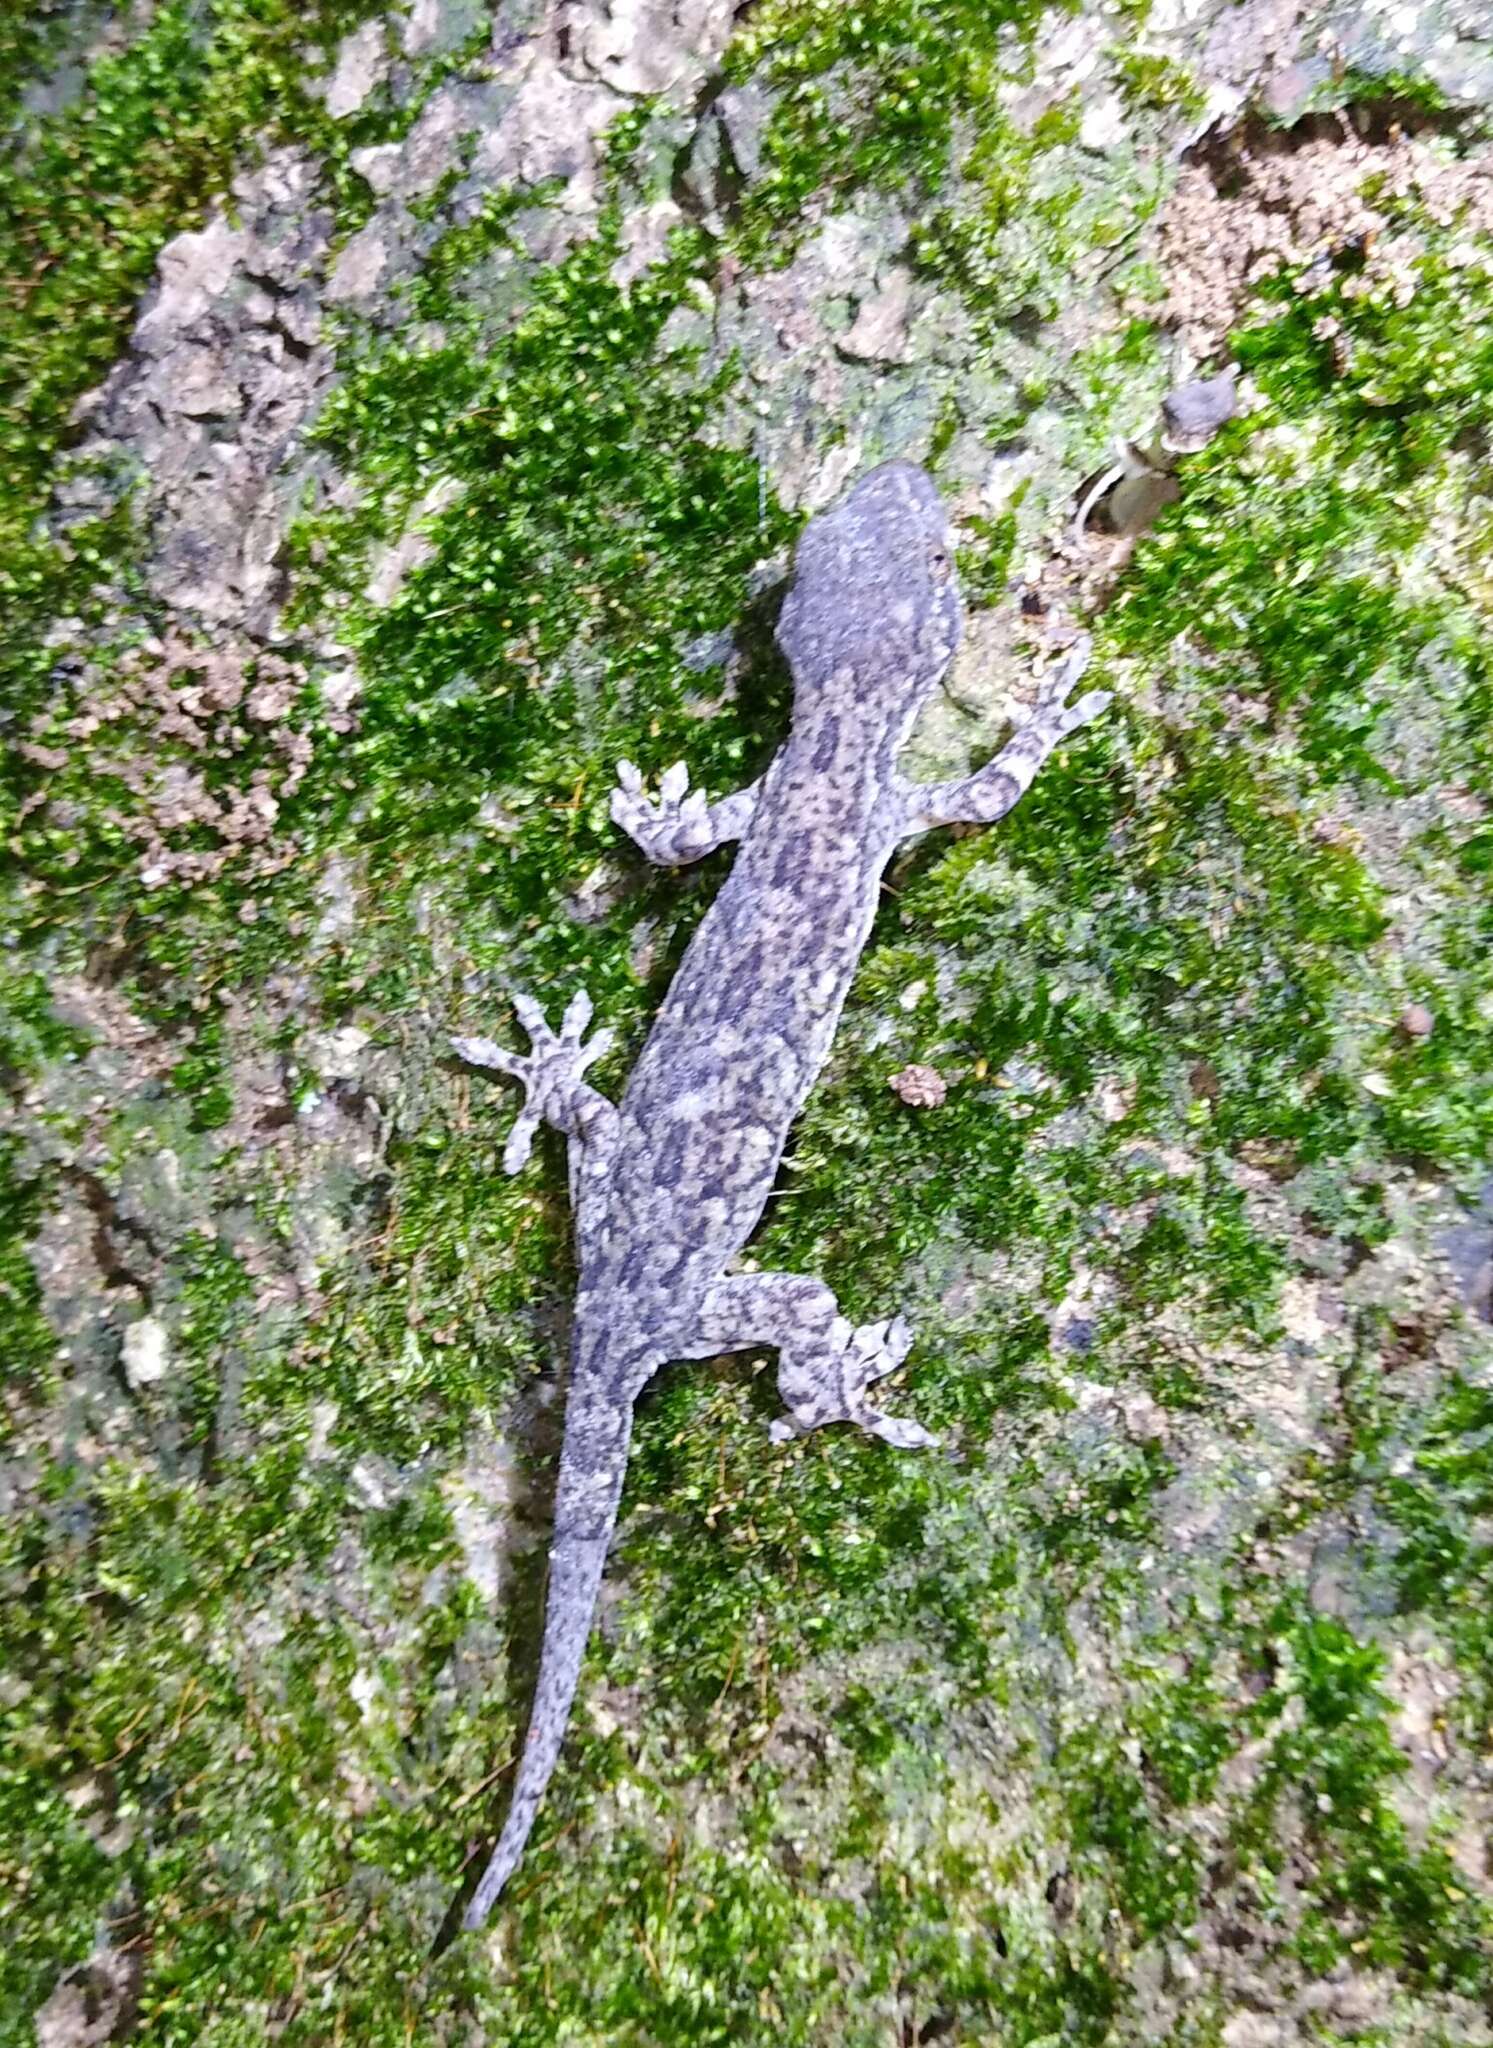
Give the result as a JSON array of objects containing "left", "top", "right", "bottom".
[{"left": 2, "top": 3, "right": 1491, "bottom": 2042}]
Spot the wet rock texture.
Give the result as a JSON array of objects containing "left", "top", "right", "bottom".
[{"left": 3, "top": 0, "right": 1492, "bottom": 2040}]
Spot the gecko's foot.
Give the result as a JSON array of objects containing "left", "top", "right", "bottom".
[
  {"left": 451, "top": 989, "right": 614, "bottom": 1174},
  {"left": 611, "top": 758, "right": 716, "bottom": 864},
  {"left": 770, "top": 1314, "right": 937, "bottom": 1450},
  {"left": 1030, "top": 635, "right": 1111, "bottom": 738}
]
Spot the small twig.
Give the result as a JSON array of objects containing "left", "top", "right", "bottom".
[
  {"left": 711, "top": 1633, "right": 743, "bottom": 1709},
  {"left": 452, "top": 1749, "right": 517, "bottom": 1813}
]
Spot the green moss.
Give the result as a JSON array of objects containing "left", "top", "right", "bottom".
[
  {"left": 727, "top": 0, "right": 1061, "bottom": 259},
  {"left": 1234, "top": 1604, "right": 1491, "bottom": 1992},
  {"left": 165, "top": 1231, "right": 256, "bottom": 1443},
  {"left": 1100, "top": 224, "right": 1493, "bottom": 1188},
  {"left": 4, "top": 2, "right": 1493, "bottom": 2036},
  {"left": 0, "top": 0, "right": 88, "bottom": 132},
  {"left": 716, "top": 0, "right": 1174, "bottom": 348},
  {"left": 0, "top": 1139, "right": 61, "bottom": 1431},
  {"left": 259, "top": 193, "right": 802, "bottom": 1112},
  {"left": 293, "top": 226, "right": 794, "bottom": 865},
  {"left": 1066, "top": 1742, "right": 1201, "bottom": 1938},
  {"left": 0, "top": 0, "right": 382, "bottom": 564},
  {"left": 1111, "top": 48, "right": 1207, "bottom": 121},
  {"left": 0, "top": 957, "right": 88, "bottom": 1081},
  {"left": 1297, "top": 68, "right": 1467, "bottom": 123},
  {"left": 0, "top": 0, "right": 401, "bottom": 1073},
  {"left": 0, "top": 1440, "right": 512, "bottom": 2040},
  {"left": 399, "top": 182, "right": 548, "bottom": 320},
  {"left": 167, "top": 1019, "right": 235, "bottom": 1134},
  {"left": 239, "top": 1128, "right": 570, "bottom": 1467},
  {"left": 1378, "top": 1371, "right": 1493, "bottom": 1726},
  {"left": 886, "top": 721, "right": 1390, "bottom": 1204},
  {"left": 955, "top": 503, "right": 1022, "bottom": 605}
]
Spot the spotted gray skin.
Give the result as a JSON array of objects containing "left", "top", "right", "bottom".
[
  {"left": 450, "top": 461, "right": 1110, "bottom": 1927},
  {"left": 1160, "top": 366, "right": 1239, "bottom": 454}
]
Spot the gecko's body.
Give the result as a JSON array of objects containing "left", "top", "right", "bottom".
[{"left": 452, "top": 462, "right": 1108, "bottom": 1926}]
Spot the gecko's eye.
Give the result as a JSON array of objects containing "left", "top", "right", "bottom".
[{"left": 929, "top": 549, "right": 952, "bottom": 583}]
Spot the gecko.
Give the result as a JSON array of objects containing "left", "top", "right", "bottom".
[{"left": 450, "top": 460, "right": 1110, "bottom": 1928}]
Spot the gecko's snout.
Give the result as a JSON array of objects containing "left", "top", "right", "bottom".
[
  {"left": 844, "top": 458, "right": 950, "bottom": 544},
  {"left": 776, "top": 460, "right": 961, "bottom": 703}
]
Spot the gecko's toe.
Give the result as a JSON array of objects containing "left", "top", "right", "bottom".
[
  {"left": 1034, "top": 636, "right": 1094, "bottom": 714},
  {"left": 576, "top": 1025, "right": 615, "bottom": 1071},
  {"left": 510, "top": 990, "right": 550, "bottom": 1039},
  {"left": 1067, "top": 687, "right": 1113, "bottom": 730},
  {"left": 1055, "top": 632, "right": 1093, "bottom": 684},
  {"left": 679, "top": 791, "right": 711, "bottom": 845},
  {"left": 561, "top": 989, "right": 594, "bottom": 1040},
  {"left": 450, "top": 1034, "right": 520, "bottom": 1075},
  {"left": 502, "top": 1111, "right": 541, "bottom": 1175},
  {"left": 863, "top": 1408, "right": 938, "bottom": 1451}
]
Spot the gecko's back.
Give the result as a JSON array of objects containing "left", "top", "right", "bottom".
[{"left": 602, "top": 462, "right": 962, "bottom": 1276}]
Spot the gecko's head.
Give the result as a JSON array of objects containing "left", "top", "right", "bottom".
[{"left": 775, "top": 461, "right": 962, "bottom": 723}]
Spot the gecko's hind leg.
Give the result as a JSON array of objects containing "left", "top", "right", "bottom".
[
  {"left": 693, "top": 1273, "right": 935, "bottom": 1449},
  {"left": 451, "top": 989, "right": 617, "bottom": 1176}
]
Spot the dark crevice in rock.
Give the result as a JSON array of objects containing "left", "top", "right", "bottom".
[
  {"left": 671, "top": 66, "right": 773, "bottom": 234},
  {"left": 271, "top": 320, "right": 315, "bottom": 363},
  {"left": 61, "top": 1164, "right": 158, "bottom": 1304},
  {"left": 197, "top": 1343, "right": 246, "bottom": 1489},
  {"left": 916, "top": 2011, "right": 959, "bottom": 2043},
  {"left": 1185, "top": 94, "right": 1481, "bottom": 197}
]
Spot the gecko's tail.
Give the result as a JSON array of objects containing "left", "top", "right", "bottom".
[{"left": 461, "top": 1380, "right": 635, "bottom": 1930}]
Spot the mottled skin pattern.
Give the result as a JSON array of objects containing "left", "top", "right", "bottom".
[{"left": 451, "top": 462, "right": 1110, "bottom": 1927}]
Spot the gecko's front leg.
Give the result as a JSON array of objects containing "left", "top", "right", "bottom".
[
  {"left": 611, "top": 758, "right": 760, "bottom": 867},
  {"left": 903, "top": 636, "right": 1111, "bottom": 835},
  {"left": 451, "top": 989, "right": 618, "bottom": 1184},
  {"left": 686, "top": 1273, "right": 935, "bottom": 1449}
]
